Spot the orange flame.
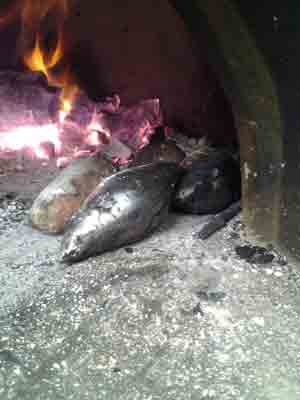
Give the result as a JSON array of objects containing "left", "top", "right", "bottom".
[
  {"left": 23, "top": 32, "right": 64, "bottom": 80},
  {"left": 1, "top": 0, "right": 78, "bottom": 121}
]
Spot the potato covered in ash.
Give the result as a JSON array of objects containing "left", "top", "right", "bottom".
[
  {"left": 173, "top": 150, "right": 241, "bottom": 215},
  {"left": 30, "top": 155, "right": 115, "bottom": 234}
]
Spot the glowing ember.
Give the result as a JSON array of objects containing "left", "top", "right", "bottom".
[
  {"left": 0, "top": 124, "right": 61, "bottom": 159},
  {"left": 86, "top": 130, "right": 102, "bottom": 147},
  {"left": 56, "top": 156, "right": 69, "bottom": 168},
  {"left": 87, "top": 112, "right": 111, "bottom": 146},
  {"left": 0, "top": 94, "right": 163, "bottom": 166}
]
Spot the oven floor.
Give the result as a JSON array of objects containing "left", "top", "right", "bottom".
[{"left": 1, "top": 165, "right": 300, "bottom": 400}]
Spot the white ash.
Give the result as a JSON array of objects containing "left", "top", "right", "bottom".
[
  {"left": 0, "top": 194, "right": 299, "bottom": 400},
  {"left": 169, "top": 130, "right": 211, "bottom": 158},
  {"left": 0, "top": 155, "right": 298, "bottom": 400}
]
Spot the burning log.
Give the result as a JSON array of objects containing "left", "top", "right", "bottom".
[
  {"left": 0, "top": 71, "right": 62, "bottom": 162},
  {"left": 30, "top": 155, "right": 116, "bottom": 234},
  {"left": 58, "top": 94, "right": 162, "bottom": 162}
]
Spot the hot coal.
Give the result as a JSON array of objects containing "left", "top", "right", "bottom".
[
  {"left": 30, "top": 154, "right": 116, "bottom": 234},
  {"left": 235, "top": 245, "right": 275, "bottom": 264},
  {"left": 173, "top": 149, "right": 241, "bottom": 215},
  {"left": 38, "top": 141, "right": 56, "bottom": 159},
  {"left": 61, "top": 162, "right": 182, "bottom": 264},
  {"left": 59, "top": 94, "right": 163, "bottom": 158},
  {"left": 91, "top": 97, "right": 163, "bottom": 151},
  {"left": 0, "top": 71, "right": 163, "bottom": 165}
]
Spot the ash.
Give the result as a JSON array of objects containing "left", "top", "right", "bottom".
[
  {"left": 170, "top": 130, "right": 210, "bottom": 157},
  {"left": 1, "top": 168, "right": 300, "bottom": 400},
  {"left": 0, "top": 194, "right": 28, "bottom": 231}
]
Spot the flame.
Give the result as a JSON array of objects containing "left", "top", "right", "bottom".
[
  {"left": 59, "top": 83, "right": 79, "bottom": 123},
  {"left": 23, "top": 29, "right": 79, "bottom": 122},
  {"left": 2, "top": 0, "right": 79, "bottom": 121},
  {"left": 23, "top": 33, "right": 63, "bottom": 79},
  {"left": 87, "top": 111, "right": 112, "bottom": 146}
]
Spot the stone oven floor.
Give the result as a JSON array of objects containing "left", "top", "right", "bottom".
[{"left": 1, "top": 165, "right": 300, "bottom": 400}]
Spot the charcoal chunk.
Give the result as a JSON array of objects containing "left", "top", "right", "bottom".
[{"left": 235, "top": 245, "right": 275, "bottom": 264}]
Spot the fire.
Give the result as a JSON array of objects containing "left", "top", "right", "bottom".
[
  {"left": 23, "top": 30, "right": 79, "bottom": 123},
  {"left": 0, "top": 0, "right": 85, "bottom": 165},
  {"left": 23, "top": 34, "right": 63, "bottom": 80},
  {"left": 0, "top": 1, "right": 163, "bottom": 167},
  {"left": 59, "top": 83, "right": 79, "bottom": 123},
  {"left": 6, "top": 0, "right": 79, "bottom": 121}
]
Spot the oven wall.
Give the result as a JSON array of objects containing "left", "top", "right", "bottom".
[{"left": 0, "top": 22, "right": 20, "bottom": 70}]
